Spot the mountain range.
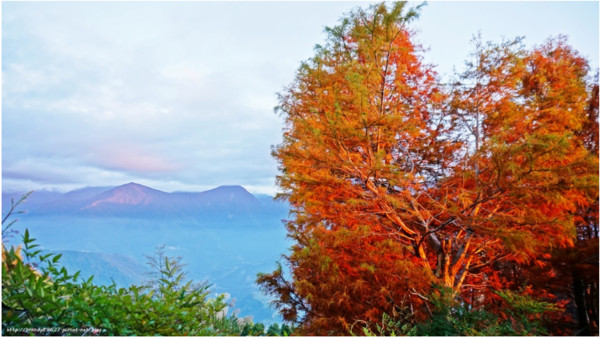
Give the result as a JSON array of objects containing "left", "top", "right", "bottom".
[{"left": 3, "top": 182, "right": 286, "bottom": 225}]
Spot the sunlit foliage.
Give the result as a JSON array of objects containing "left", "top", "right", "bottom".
[{"left": 258, "top": 1, "right": 598, "bottom": 335}]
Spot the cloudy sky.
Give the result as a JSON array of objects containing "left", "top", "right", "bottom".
[{"left": 2, "top": 1, "right": 598, "bottom": 195}]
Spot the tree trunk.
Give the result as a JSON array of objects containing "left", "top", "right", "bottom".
[{"left": 572, "top": 270, "right": 591, "bottom": 336}]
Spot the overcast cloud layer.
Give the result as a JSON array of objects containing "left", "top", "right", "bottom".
[{"left": 3, "top": 1, "right": 598, "bottom": 195}]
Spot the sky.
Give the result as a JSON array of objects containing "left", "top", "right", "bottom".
[{"left": 2, "top": 1, "right": 598, "bottom": 195}]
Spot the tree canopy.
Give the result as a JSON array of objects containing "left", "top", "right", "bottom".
[{"left": 258, "top": 2, "right": 598, "bottom": 335}]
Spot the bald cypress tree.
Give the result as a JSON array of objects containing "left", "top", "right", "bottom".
[{"left": 258, "top": 2, "right": 598, "bottom": 335}]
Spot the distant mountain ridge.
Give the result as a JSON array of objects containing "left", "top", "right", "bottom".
[
  {"left": 2, "top": 183, "right": 284, "bottom": 224},
  {"left": 2, "top": 183, "right": 291, "bottom": 323}
]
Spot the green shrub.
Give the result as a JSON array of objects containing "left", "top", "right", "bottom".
[{"left": 356, "top": 286, "right": 557, "bottom": 336}]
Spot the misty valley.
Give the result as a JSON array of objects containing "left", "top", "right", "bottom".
[{"left": 2, "top": 183, "right": 291, "bottom": 325}]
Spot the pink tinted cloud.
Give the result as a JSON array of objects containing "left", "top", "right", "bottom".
[{"left": 92, "top": 144, "right": 180, "bottom": 173}]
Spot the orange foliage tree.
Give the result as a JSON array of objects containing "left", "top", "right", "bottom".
[
  {"left": 257, "top": 2, "right": 598, "bottom": 335},
  {"left": 505, "top": 79, "right": 599, "bottom": 335}
]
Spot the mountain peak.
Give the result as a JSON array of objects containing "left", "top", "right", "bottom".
[
  {"left": 85, "top": 182, "right": 167, "bottom": 208},
  {"left": 200, "top": 185, "right": 260, "bottom": 206},
  {"left": 112, "top": 182, "right": 166, "bottom": 193},
  {"left": 206, "top": 185, "right": 254, "bottom": 196},
  {"left": 213, "top": 185, "right": 249, "bottom": 192},
  {"left": 119, "top": 182, "right": 150, "bottom": 189}
]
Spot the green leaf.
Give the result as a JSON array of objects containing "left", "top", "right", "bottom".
[{"left": 52, "top": 254, "right": 62, "bottom": 264}]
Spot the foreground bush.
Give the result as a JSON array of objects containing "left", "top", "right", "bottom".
[
  {"left": 356, "top": 286, "right": 558, "bottom": 336},
  {"left": 2, "top": 231, "right": 245, "bottom": 336}
]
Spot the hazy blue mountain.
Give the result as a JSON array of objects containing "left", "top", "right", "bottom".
[
  {"left": 254, "top": 193, "right": 290, "bottom": 218},
  {"left": 2, "top": 190, "right": 63, "bottom": 214},
  {"left": 49, "top": 250, "right": 146, "bottom": 287},
  {"left": 13, "top": 183, "right": 273, "bottom": 225},
  {"left": 63, "top": 186, "right": 114, "bottom": 200},
  {"left": 76, "top": 183, "right": 173, "bottom": 217},
  {"left": 2, "top": 183, "right": 291, "bottom": 324}
]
